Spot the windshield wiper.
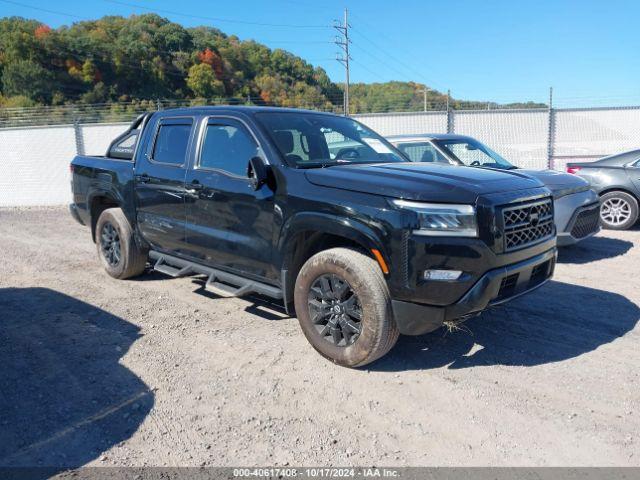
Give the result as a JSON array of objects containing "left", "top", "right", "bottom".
[{"left": 296, "top": 161, "right": 343, "bottom": 169}]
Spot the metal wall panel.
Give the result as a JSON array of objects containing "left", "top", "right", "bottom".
[
  {"left": 355, "top": 111, "right": 448, "bottom": 136},
  {"left": 454, "top": 110, "right": 549, "bottom": 170},
  {"left": 0, "top": 125, "right": 76, "bottom": 207},
  {"left": 80, "top": 123, "right": 129, "bottom": 156}
]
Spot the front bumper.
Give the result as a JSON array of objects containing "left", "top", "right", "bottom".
[
  {"left": 557, "top": 201, "right": 601, "bottom": 246},
  {"left": 391, "top": 247, "right": 557, "bottom": 335},
  {"left": 554, "top": 190, "right": 600, "bottom": 246}
]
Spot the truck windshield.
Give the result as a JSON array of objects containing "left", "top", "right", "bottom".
[
  {"left": 255, "top": 112, "right": 405, "bottom": 168},
  {"left": 433, "top": 138, "right": 516, "bottom": 170}
]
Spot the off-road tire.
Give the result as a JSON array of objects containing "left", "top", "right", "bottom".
[
  {"left": 95, "top": 208, "right": 148, "bottom": 279},
  {"left": 294, "top": 247, "right": 399, "bottom": 368},
  {"left": 600, "top": 191, "right": 639, "bottom": 230}
]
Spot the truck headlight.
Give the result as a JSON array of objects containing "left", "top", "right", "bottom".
[{"left": 391, "top": 199, "right": 478, "bottom": 237}]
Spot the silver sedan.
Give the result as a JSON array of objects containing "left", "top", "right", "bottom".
[{"left": 388, "top": 134, "right": 600, "bottom": 246}]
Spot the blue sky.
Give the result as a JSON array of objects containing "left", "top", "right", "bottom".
[{"left": 2, "top": 0, "right": 639, "bottom": 106}]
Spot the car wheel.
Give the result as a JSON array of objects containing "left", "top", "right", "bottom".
[
  {"left": 95, "top": 208, "right": 148, "bottom": 279},
  {"left": 294, "top": 247, "right": 399, "bottom": 368},
  {"left": 599, "top": 191, "right": 639, "bottom": 230}
]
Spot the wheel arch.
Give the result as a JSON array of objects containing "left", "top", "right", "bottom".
[
  {"left": 278, "top": 212, "right": 389, "bottom": 313},
  {"left": 599, "top": 187, "right": 640, "bottom": 204},
  {"left": 87, "top": 190, "right": 123, "bottom": 242}
]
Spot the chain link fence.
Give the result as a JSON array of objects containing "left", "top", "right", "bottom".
[
  {"left": 355, "top": 106, "right": 640, "bottom": 171},
  {"left": 1, "top": 105, "right": 639, "bottom": 206}
]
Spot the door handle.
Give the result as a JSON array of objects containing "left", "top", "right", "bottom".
[{"left": 135, "top": 174, "right": 150, "bottom": 184}]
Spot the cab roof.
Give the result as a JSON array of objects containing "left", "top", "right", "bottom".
[
  {"left": 386, "top": 133, "right": 475, "bottom": 143},
  {"left": 154, "top": 105, "right": 338, "bottom": 117}
]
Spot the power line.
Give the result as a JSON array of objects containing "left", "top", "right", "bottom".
[
  {"left": 349, "top": 42, "right": 421, "bottom": 85},
  {"left": 349, "top": 58, "right": 387, "bottom": 82},
  {"left": 348, "top": 11, "right": 448, "bottom": 92},
  {"left": 103, "top": 0, "right": 330, "bottom": 28},
  {"left": 349, "top": 27, "right": 443, "bottom": 92},
  {"left": 0, "top": 0, "right": 87, "bottom": 19}
]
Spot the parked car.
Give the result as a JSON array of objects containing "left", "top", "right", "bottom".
[
  {"left": 567, "top": 149, "right": 640, "bottom": 230},
  {"left": 70, "top": 107, "right": 557, "bottom": 367},
  {"left": 388, "top": 134, "right": 600, "bottom": 246}
]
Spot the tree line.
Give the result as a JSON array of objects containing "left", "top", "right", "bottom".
[{"left": 0, "top": 14, "right": 544, "bottom": 117}]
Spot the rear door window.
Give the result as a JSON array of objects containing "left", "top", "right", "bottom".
[{"left": 151, "top": 119, "right": 193, "bottom": 165}]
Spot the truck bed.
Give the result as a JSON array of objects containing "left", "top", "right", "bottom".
[{"left": 70, "top": 154, "right": 136, "bottom": 227}]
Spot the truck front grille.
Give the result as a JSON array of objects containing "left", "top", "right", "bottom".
[
  {"left": 570, "top": 205, "right": 600, "bottom": 239},
  {"left": 501, "top": 198, "right": 554, "bottom": 252}
]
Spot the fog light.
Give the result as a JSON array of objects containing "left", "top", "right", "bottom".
[{"left": 423, "top": 269, "right": 463, "bottom": 281}]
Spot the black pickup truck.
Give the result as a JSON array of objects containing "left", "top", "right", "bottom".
[{"left": 70, "top": 106, "right": 557, "bottom": 367}]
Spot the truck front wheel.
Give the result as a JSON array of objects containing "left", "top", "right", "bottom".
[
  {"left": 95, "top": 208, "right": 148, "bottom": 279},
  {"left": 294, "top": 248, "right": 399, "bottom": 368}
]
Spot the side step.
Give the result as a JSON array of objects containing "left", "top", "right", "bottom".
[
  {"left": 149, "top": 251, "right": 283, "bottom": 300},
  {"left": 153, "top": 257, "right": 193, "bottom": 278}
]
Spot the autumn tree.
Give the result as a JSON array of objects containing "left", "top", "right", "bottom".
[{"left": 186, "top": 63, "right": 224, "bottom": 98}]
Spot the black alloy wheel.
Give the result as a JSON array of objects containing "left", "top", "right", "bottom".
[
  {"left": 308, "top": 273, "right": 362, "bottom": 347},
  {"left": 100, "top": 222, "right": 121, "bottom": 267}
]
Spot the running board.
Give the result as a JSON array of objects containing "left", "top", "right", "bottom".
[{"left": 149, "top": 251, "right": 283, "bottom": 300}]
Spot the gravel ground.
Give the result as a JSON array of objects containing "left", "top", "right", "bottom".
[{"left": 0, "top": 207, "right": 639, "bottom": 468}]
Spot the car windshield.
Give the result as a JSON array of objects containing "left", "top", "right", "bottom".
[
  {"left": 433, "top": 138, "right": 516, "bottom": 170},
  {"left": 255, "top": 112, "right": 405, "bottom": 168}
]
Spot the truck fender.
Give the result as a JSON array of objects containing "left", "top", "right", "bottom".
[
  {"left": 86, "top": 185, "right": 126, "bottom": 239},
  {"left": 276, "top": 212, "right": 390, "bottom": 312},
  {"left": 278, "top": 212, "right": 387, "bottom": 264}
]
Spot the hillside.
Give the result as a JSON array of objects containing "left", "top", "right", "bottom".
[{"left": 0, "top": 14, "right": 544, "bottom": 114}]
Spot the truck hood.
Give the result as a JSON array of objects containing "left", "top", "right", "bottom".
[
  {"left": 305, "top": 163, "right": 545, "bottom": 203},
  {"left": 517, "top": 169, "right": 590, "bottom": 196}
]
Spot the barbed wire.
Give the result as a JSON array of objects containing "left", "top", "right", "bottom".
[{"left": 3, "top": 96, "right": 639, "bottom": 129}]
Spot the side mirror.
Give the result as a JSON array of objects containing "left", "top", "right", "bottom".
[{"left": 247, "top": 156, "right": 269, "bottom": 190}]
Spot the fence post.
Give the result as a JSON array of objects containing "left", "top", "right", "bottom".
[
  {"left": 547, "top": 87, "right": 555, "bottom": 170},
  {"left": 446, "top": 89, "right": 454, "bottom": 133},
  {"left": 447, "top": 109, "right": 454, "bottom": 134},
  {"left": 73, "top": 119, "right": 85, "bottom": 156}
]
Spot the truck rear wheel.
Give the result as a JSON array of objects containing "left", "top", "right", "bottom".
[
  {"left": 95, "top": 208, "right": 148, "bottom": 279},
  {"left": 294, "top": 247, "right": 399, "bottom": 368}
]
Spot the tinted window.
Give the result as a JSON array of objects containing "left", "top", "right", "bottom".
[
  {"left": 152, "top": 123, "right": 192, "bottom": 165},
  {"left": 397, "top": 142, "right": 448, "bottom": 163},
  {"left": 200, "top": 124, "right": 258, "bottom": 176}
]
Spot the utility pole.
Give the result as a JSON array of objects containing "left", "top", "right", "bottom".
[
  {"left": 446, "top": 89, "right": 451, "bottom": 112},
  {"left": 423, "top": 87, "right": 428, "bottom": 112},
  {"left": 334, "top": 9, "right": 351, "bottom": 116}
]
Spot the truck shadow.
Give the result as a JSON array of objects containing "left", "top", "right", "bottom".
[
  {"left": 370, "top": 281, "right": 639, "bottom": 372},
  {"left": 0, "top": 288, "right": 153, "bottom": 471},
  {"left": 557, "top": 235, "right": 633, "bottom": 264}
]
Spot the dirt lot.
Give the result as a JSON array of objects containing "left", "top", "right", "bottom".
[{"left": 0, "top": 207, "right": 639, "bottom": 468}]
